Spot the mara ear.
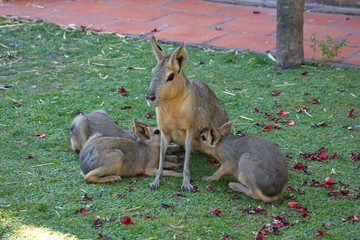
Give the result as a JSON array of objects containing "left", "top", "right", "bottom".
[
  {"left": 133, "top": 124, "right": 150, "bottom": 140},
  {"left": 218, "top": 119, "right": 236, "bottom": 136},
  {"left": 132, "top": 118, "right": 149, "bottom": 127},
  {"left": 150, "top": 35, "right": 165, "bottom": 62},
  {"left": 169, "top": 42, "right": 188, "bottom": 73},
  {"left": 210, "top": 128, "right": 222, "bottom": 146}
]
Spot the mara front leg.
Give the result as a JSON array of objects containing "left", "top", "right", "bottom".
[
  {"left": 181, "top": 129, "right": 194, "bottom": 191},
  {"left": 201, "top": 161, "right": 230, "bottom": 181},
  {"left": 148, "top": 131, "right": 170, "bottom": 190}
]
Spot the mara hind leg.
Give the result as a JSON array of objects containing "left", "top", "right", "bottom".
[
  {"left": 166, "top": 144, "right": 183, "bottom": 154},
  {"left": 81, "top": 169, "right": 122, "bottom": 183},
  {"left": 228, "top": 182, "right": 252, "bottom": 198},
  {"left": 228, "top": 182, "right": 280, "bottom": 202},
  {"left": 145, "top": 168, "right": 182, "bottom": 177},
  {"left": 163, "top": 160, "right": 183, "bottom": 169},
  {"left": 164, "top": 155, "right": 180, "bottom": 163}
]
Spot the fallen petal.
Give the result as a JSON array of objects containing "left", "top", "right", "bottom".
[
  {"left": 300, "top": 71, "right": 308, "bottom": 76},
  {"left": 262, "top": 124, "right": 273, "bottom": 131},
  {"left": 35, "top": 133, "right": 46, "bottom": 138},
  {"left": 347, "top": 108, "right": 357, "bottom": 117},
  {"left": 161, "top": 203, "right": 175, "bottom": 208},
  {"left": 206, "top": 185, "right": 217, "bottom": 192},
  {"left": 313, "top": 230, "right": 329, "bottom": 236},
  {"left": 120, "top": 215, "right": 133, "bottom": 225},
  {"left": 271, "top": 90, "right": 280, "bottom": 96},
  {"left": 210, "top": 209, "right": 222, "bottom": 216},
  {"left": 276, "top": 109, "right": 287, "bottom": 116},
  {"left": 74, "top": 207, "right": 89, "bottom": 215},
  {"left": 145, "top": 112, "right": 154, "bottom": 119},
  {"left": 284, "top": 120, "right": 294, "bottom": 125}
]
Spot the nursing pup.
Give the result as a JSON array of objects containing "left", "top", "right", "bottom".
[
  {"left": 199, "top": 120, "right": 288, "bottom": 201},
  {"left": 79, "top": 123, "right": 182, "bottom": 183},
  {"left": 68, "top": 110, "right": 135, "bottom": 151}
]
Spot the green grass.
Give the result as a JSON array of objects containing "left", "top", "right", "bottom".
[{"left": 1, "top": 17, "right": 359, "bottom": 239}]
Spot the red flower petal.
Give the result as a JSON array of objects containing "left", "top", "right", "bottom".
[
  {"left": 145, "top": 112, "right": 154, "bottom": 119},
  {"left": 221, "top": 233, "right": 232, "bottom": 240},
  {"left": 297, "top": 106, "right": 309, "bottom": 113},
  {"left": 141, "top": 214, "right": 155, "bottom": 220},
  {"left": 342, "top": 214, "right": 359, "bottom": 222},
  {"left": 91, "top": 217, "right": 102, "bottom": 228},
  {"left": 253, "top": 10, "right": 261, "bottom": 14},
  {"left": 203, "top": 159, "right": 219, "bottom": 166},
  {"left": 118, "top": 87, "right": 129, "bottom": 96},
  {"left": 288, "top": 202, "right": 297, "bottom": 208},
  {"left": 331, "top": 152, "right": 338, "bottom": 158},
  {"left": 271, "top": 90, "right": 280, "bottom": 96},
  {"left": 300, "top": 71, "right": 308, "bottom": 76},
  {"left": 124, "top": 185, "right": 131, "bottom": 190},
  {"left": 35, "top": 133, "right": 46, "bottom": 138},
  {"left": 284, "top": 120, "right": 294, "bottom": 125},
  {"left": 206, "top": 185, "right": 217, "bottom": 192},
  {"left": 211, "top": 209, "right": 222, "bottom": 216},
  {"left": 313, "top": 230, "right": 329, "bottom": 236},
  {"left": 81, "top": 193, "right": 93, "bottom": 201},
  {"left": 170, "top": 193, "right": 186, "bottom": 199},
  {"left": 252, "top": 107, "right": 260, "bottom": 113},
  {"left": 311, "top": 122, "right": 329, "bottom": 127},
  {"left": 73, "top": 109, "right": 82, "bottom": 114},
  {"left": 25, "top": 155, "right": 35, "bottom": 159},
  {"left": 262, "top": 124, "right": 273, "bottom": 131},
  {"left": 276, "top": 109, "right": 287, "bottom": 116},
  {"left": 120, "top": 215, "right": 133, "bottom": 225},
  {"left": 291, "top": 162, "right": 306, "bottom": 170},
  {"left": 347, "top": 108, "right": 357, "bottom": 117},
  {"left": 311, "top": 98, "right": 320, "bottom": 104},
  {"left": 13, "top": 100, "right": 22, "bottom": 105},
  {"left": 273, "top": 99, "right": 281, "bottom": 107},
  {"left": 74, "top": 207, "right": 89, "bottom": 215},
  {"left": 161, "top": 203, "right": 175, "bottom": 208},
  {"left": 325, "top": 177, "right": 334, "bottom": 185},
  {"left": 120, "top": 105, "right": 132, "bottom": 110},
  {"left": 318, "top": 149, "right": 329, "bottom": 160}
]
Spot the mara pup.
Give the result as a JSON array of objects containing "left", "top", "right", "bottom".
[
  {"left": 145, "top": 36, "right": 228, "bottom": 191},
  {"left": 199, "top": 120, "right": 288, "bottom": 201},
  {"left": 79, "top": 123, "right": 182, "bottom": 183},
  {"left": 68, "top": 110, "right": 135, "bottom": 151}
]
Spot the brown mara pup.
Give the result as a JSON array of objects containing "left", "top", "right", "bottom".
[
  {"left": 145, "top": 36, "right": 228, "bottom": 191},
  {"left": 79, "top": 123, "right": 183, "bottom": 183},
  {"left": 199, "top": 120, "right": 288, "bottom": 202},
  {"left": 68, "top": 110, "right": 135, "bottom": 151}
]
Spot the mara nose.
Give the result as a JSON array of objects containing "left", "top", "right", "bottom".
[{"left": 146, "top": 94, "right": 156, "bottom": 102}]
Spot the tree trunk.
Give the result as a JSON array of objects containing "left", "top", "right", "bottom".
[{"left": 276, "top": 0, "right": 305, "bottom": 69}]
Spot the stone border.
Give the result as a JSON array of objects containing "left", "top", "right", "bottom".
[{"left": 206, "top": 0, "right": 360, "bottom": 15}]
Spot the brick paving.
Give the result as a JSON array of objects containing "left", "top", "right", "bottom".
[{"left": 1, "top": 0, "right": 359, "bottom": 66}]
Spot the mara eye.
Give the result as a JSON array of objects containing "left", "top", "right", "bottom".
[
  {"left": 167, "top": 73, "right": 175, "bottom": 81},
  {"left": 154, "top": 129, "right": 160, "bottom": 134},
  {"left": 201, "top": 135, "right": 206, "bottom": 141}
]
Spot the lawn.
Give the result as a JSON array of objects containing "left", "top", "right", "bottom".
[{"left": 0, "top": 16, "right": 359, "bottom": 239}]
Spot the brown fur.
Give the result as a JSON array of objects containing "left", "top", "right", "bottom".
[
  {"left": 199, "top": 120, "right": 288, "bottom": 202},
  {"left": 68, "top": 110, "right": 135, "bottom": 151},
  {"left": 79, "top": 124, "right": 182, "bottom": 183},
  {"left": 146, "top": 36, "right": 228, "bottom": 191}
]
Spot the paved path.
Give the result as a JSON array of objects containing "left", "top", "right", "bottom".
[{"left": 1, "top": 0, "right": 359, "bottom": 66}]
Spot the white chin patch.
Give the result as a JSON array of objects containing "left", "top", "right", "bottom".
[{"left": 146, "top": 99, "right": 155, "bottom": 107}]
